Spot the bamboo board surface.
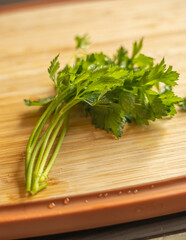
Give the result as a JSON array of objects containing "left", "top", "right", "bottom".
[{"left": 0, "top": 0, "right": 186, "bottom": 206}]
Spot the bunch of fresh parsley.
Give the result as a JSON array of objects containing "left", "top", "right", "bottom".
[{"left": 25, "top": 35, "right": 184, "bottom": 195}]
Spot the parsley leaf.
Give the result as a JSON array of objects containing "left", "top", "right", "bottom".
[
  {"left": 24, "top": 96, "right": 55, "bottom": 106},
  {"left": 131, "top": 38, "right": 143, "bottom": 59},
  {"left": 48, "top": 54, "right": 60, "bottom": 84},
  {"left": 133, "top": 54, "right": 153, "bottom": 68},
  {"left": 75, "top": 34, "right": 90, "bottom": 50},
  {"left": 89, "top": 103, "right": 127, "bottom": 138},
  {"left": 179, "top": 97, "right": 186, "bottom": 110},
  {"left": 114, "top": 47, "right": 128, "bottom": 67}
]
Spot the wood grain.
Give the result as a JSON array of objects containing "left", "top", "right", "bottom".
[{"left": 0, "top": 0, "right": 186, "bottom": 206}]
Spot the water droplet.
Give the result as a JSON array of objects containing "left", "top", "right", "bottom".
[
  {"left": 134, "top": 189, "right": 138, "bottom": 194},
  {"left": 48, "top": 202, "right": 55, "bottom": 209},
  {"left": 127, "top": 190, "right": 132, "bottom": 194},
  {"left": 64, "top": 197, "right": 70, "bottom": 205},
  {"left": 98, "top": 193, "right": 103, "bottom": 198},
  {"left": 118, "top": 191, "right": 123, "bottom": 195},
  {"left": 85, "top": 200, "right": 89, "bottom": 203},
  {"left": 104, "top": 193, "right": 108, "bottom": 197},
  {"left": 137, "top": 208, "right": 141, "bottom": 213},
  {"left": 151, "top": 185, "right": 155, "bottom": 188}
]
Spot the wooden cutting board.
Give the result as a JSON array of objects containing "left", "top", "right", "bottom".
[{"left": 0, "top": 0, "right": 186, "bottom": 239}]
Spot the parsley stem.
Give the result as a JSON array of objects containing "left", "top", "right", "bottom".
[
  {"left": 25, "top": 89, "right": 69, "bottom": 170},
  {"left": 31, "top": 104, "right": 62, "bottom": 175},
  {"left": 26, "top": 97, "right": 81, "bottom": 193},
  {"left": 40, "top": 113, "right": 69, "bottom": 182},
  {"left": 25, "top": 100, "right": 56, "bottom": 169},
  {"left": 26, "top": 102, "right": 63, "bottom": 191},
  {"left": 26, "top": 130, "right": 48, "bottom": 191},
  {"left": 31, "top": 114, "right": 65, "bottom": 193},
  {"left": 26, "top": 106, "right": 62, "bottom": 191},
  {"left": 31, "top": 113, "right": 69, "bottom": 194},
  {"left": 35, "top": 99, "right": 79, "bottom": 176},
  {"left": 31, "top": 182, "right": 47, "bottom": 195}
]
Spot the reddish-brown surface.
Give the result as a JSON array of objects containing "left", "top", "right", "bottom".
[{"left": 1, "top": 176, "right": 186, "bottom": 239}]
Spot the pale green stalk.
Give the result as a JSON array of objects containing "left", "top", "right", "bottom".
[{"left": 26, "top": 97, "right": 81, "bottom": 194}]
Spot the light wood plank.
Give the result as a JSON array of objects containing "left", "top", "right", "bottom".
[{"left": 0, "top": 0, "right": 186, "bottom": 205}]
